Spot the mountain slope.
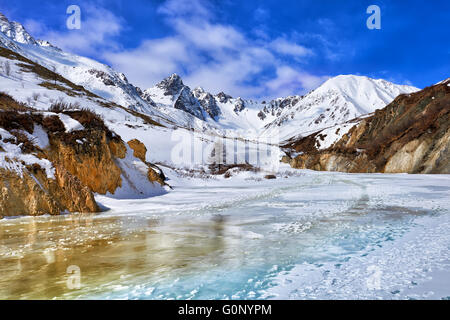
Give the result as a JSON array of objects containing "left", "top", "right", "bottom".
[
  {"left": 282, "top": 79, "right": 450, "bottom": 173},
  {"left": 0, "top": 13, "right": 212, "bottom": 131},
  {"left": 0, "top": 11, "right": 433, "bottom": 177},
  {"left": 262, "top": 75, "right": 419, "bottom": 141}
]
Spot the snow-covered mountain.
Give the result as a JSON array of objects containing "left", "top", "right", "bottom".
[
  {"left": 143, "top": 74, "right": 208, "bottom": 120},
  {"left": 0, "top": 12, "right": 41, "bottom": 46},
  {"left": 143, "top": 72, "right": 419, "bottom": 141},
  {"left": 143, "top": 73, "right": 271, "bottom": 135},
  {"left": 0, "top": 12, "right": 215, "bottom": 131},
  {"left": 261, "top": 75, "right": 419, "bottom": 141},
  {"left": 0, "top": 11, "right": 419, "bottom": 145}
]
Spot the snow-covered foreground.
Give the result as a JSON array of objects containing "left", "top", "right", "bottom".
[{"left": 0, "top": 169, "right": 449, "bottom": 300}]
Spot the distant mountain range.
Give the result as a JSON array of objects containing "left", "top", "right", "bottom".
[{"left": 0, "top": 12, "right": 419, "bottom": 142}]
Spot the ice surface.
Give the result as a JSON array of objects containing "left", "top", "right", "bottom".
[{"left": 1, "top": 170, "right": 448, "bottom": 300}]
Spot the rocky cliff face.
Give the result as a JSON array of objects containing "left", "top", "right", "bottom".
[
  {"left": 0, "top": 101, "right": 167, "bottom": 217},
  {"left": 0, "top": 165, "right": 98, "bottom": 217},
  {"left": 45, "top": 118, "right": 125, "bottom": 195},
  {"left": 192, "top": 87, "right": 221, "bottom": 120},
  {"left": 283, "top": 79, "right": 450, "bottom": 174}
]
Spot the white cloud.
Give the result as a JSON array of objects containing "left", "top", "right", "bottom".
[
  {"left": 104, "top": 37, "right": 193, "bottom": 87},
  {"left": 271, "top": 38, "right": 313, "bottom": 58},
  {"left": 183, "top": 47, "right": 276, "bottom": 97},
  {"left": 28, "top": 0, "right": 325, "bottom": 99},
  {"left": 23, "top": 19, "right": 46, "bottom": 36},
  {"left": 27, "top": 5, "right": 123, "bottom": 56},
  {"left": 266, "top": 66, "right": 329, "bottom": 98},
  {"left": 104, "top": 0, "right": 321, "bottom": 99},
  {"left": 172, "top": 20, "right": 246, "bottom": 52}
]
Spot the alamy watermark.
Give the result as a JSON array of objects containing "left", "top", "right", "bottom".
[
  {"left": 66, "top": 265, "right": 81, "bottom": 290},
  {"left": 170, "top": 129, "right": 281, "bottom": 173},
  {"left": 66, "top": 5, "right": 81, "bottom": 30},
  {"left": 366, "top": 5, "right": 381, "bottom": 30}
]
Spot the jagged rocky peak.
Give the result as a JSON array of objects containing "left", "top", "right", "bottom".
[
  {"left": 233, "top": 98, "right": 246, "bottom": 113},
  {"left": 260, "top": 95, "right": 303, "bottom": 118},
  {"left": 0, "top": 12, "right": 37, "bottom": 45},
  {"left": 36, "top": 39, "right": 60, "bottom": 50},
  {"left": 118, "top": 72, "right": 129, "bottom": 83},
  {"left": 215, "top": 92, "right": 233, "bottom": 103},
  {"left": 192, "top": 86, "right": 205, "bottom": 96},
  {"left": 193, "top": 87, "right": 221, "bottom": 120},
  {"left": 0, "top": 12, "right": 58, "bottom": 49},
  {"left": 156, "top": 73, "right": 185, "bottom": 96},
  {"left": 174, "top": 86, "right": 206, "bottom": 120}
]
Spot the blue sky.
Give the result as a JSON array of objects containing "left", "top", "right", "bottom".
[{"left": 1, "top": 0, "right": 449, "bottom": 99}]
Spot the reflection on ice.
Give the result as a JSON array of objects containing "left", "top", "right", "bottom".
[{"left": 0, "top": 170, "right": 449, "bottom": 299}]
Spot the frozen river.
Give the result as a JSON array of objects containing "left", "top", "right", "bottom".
[{"left": 0, "top": 169, "right": 449, "bottom": 299}]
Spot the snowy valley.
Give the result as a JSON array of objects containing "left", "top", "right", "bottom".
[{"left": 0, "top": 10, "right": 449, "bottom": 301}]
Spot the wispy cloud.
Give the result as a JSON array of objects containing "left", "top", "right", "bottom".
[
  {"left": 25, "top": 4, "right": 123, "bottom": 56},
  {"left": 104, "top": 37, "right": 193, "bottom": 86},
  {"left": 266, "top": 66, "right": 329, "bottom": 98},
  {"left": 24, "top": 0, "right": 327, "bottom": 99},
  {"left": 270, "top": 38, "right": 314, "bottom": 59},
  {"left": 105, "top": 0, "right": 325, "bottom": 99}
]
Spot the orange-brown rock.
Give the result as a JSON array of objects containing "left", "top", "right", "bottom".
[
  {"left": 46, "top": 130, "right": 123, "bottom": 194},
  {"left": 126, "top": 139, "right": 166, "bottom": 186},
  {"left": 127, "top": 139, "right": 147, "bottom": 162},
  {"left": 109, "top": 139, "right": 127, "bottom": 159},
  {"left": 0, "top": 165, "right": 99, "bottom": 217},
  {"left": 147, "top": 164, "right": 166, "bottom": 186},
  {"left": 0, "top": 56, "right": 169, "bottom": 217}
]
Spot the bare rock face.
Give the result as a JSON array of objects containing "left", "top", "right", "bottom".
[
  {"left": 127, "top": 139, "right": 147, "bottom": 163},
  {"left": 154, "top": 74, "right": 206, "bottom": 120},
  {"left": 127, "top": 138, "right": 166, "bottom": 186},
  {"left": 147, "top": 165, "right": 166, "bottom": 186},
  {"left": 215, "top": 92, "right": 233, "bottom": 103},
  {"left": 46, "top": 130, "right": 124, "bottom": 195},
  {"left": 174, "top": 87, "right": 206, "bottom": 120},
  {"left": 193, "top": 88, "right": 222, "bottom": 120},
  {"left": 233, "top": 98, "right": 246, "bottom": 113},
  {"left": 156, "top": 73, "right": 185, "bottom": 96},
  {"left": 0, "top": 105, "right": 167, "bottom": 217},
  {"left": 109, "top": 139, "right": 127, "bottom": 159},
  {"left": 284, "top": 80, "right": 450, "bottom": 174},
  {"left": 0, "top": 165, "right": 98, "bottom": 218}
]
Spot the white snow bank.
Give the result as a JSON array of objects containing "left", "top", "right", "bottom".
[
  {"left": 102, "top": 144, "right": 167, "bottom": 199},
  {"left": 0, "top": 128, "right": 14, "bottom": 140},
  {"left": 32, "top": 124, "right": 49, "bottom": 149},
  {"left": 316, "top": 122, "right": 355, "bottom": 150},
  {"left": 0, "top": 139, "right": 55, "bottom": 179},
  {"left": 57, "top": 113, "right": 84, "bottom": 133}
]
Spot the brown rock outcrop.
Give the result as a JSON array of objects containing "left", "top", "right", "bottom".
[
  {"left": 127, "top": 139, "right": 147, "bottom": 162},
  {"left": 126, "top": 139, "right": 166, "bottom": 186},
  {"left": 0, "top": 106, "right": 167, "bottom": 217},
  {"left": 46, "top": 129, "right": 124, "bottom": 194},
  {"left": 0, "top": 165, "right": 98, "bottom": 217},
  {"left": 284, "top": 80, "right": 450, "bottom": 174}
]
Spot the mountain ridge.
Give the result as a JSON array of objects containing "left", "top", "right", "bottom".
[{"left": 0, "top": 11, "right": 420, "bottom": 141}]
